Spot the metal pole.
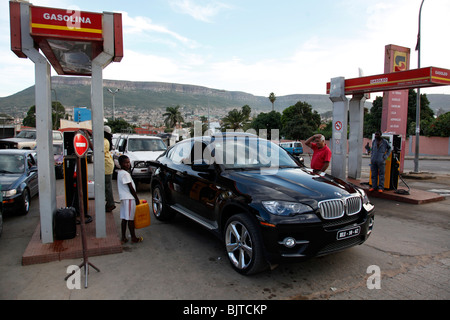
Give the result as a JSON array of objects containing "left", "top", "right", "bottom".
[
  {"left": 107, "top": 88, "right": 119, "bottom": 121},
  {"left": 414, "top": 0, "right": 425, "bottom": 173}
]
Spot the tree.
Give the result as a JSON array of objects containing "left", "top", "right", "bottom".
[
  {"left": 22, "top": 106, "right": 36, "bottom": 128},
  {"left": 22, "top": 101, "right": 69, "bottom": 129},
  {"left": 363, "top": 96, "right": 383, "bottom": 138},
  {"left": 280, "top": 101, "right": 321, "bottom": 140},
  {"left": 363, "top": 90, "right": 435, "bottom": 137},
  {"left": 250, "top": 111, "right": 282, "bottom": 140},
  {"left": 268, "top": 93, "right": 276, "bottom": 111},
  {"left": 423, "top": 112, "right": 450, "bottom": 137},
  {"left": 407, "top": 89, "right": 434, "bottom": 136},
  {"left": 221, "top": 105, "right": 252, "bottom": 131},
  {"left": 163, "top": 105, "right": 184, "bottom": 129},
  {"left": 105, "top": 118, "right": 135, "bottom": 133}
]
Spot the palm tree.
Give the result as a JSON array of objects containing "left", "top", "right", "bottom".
[
  {"left": 268, "top": 92, "right": 276, "bottom": 111},
  {"left": 221, "top": 108, "right": 249, "bottom": 131},
  {"left": 163, "top": 105, "right": 184, "bottom": 129}
]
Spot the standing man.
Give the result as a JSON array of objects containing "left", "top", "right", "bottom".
[
  {"left": 370, "top": 131, "right": 391, "bottom": 193},
  {"left": 104, "top": 126, "right": 116, "bottom": 212},
  {"left": 305, "top": 134, "right": 332, "bottom": 173}
]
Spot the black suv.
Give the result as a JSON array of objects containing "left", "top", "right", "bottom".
[{"left": 150, "top": 133, "right": 375, "bottom": 274}]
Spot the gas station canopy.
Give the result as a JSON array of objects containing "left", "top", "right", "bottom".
[
  {"left": 10, "top": 4, "right": 123, "bottom": 76},
  {"left": 326, "top": 67, "right": 450, "bottom": 95}
]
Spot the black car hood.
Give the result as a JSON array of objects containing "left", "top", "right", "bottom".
[
  {"left": 225, "top": 167, "right": 358, "bottom": 206},
  {"left": 0, "top": 174, "right": 21, "bottom": 190}
]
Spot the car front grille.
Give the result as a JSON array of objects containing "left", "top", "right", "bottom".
[{"left": 319, "top": 196, "right": 362, "bottom": 220}]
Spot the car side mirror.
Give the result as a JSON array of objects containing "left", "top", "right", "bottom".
[{"left": 295, "top": 156, "right": 305, "bottom": 167}]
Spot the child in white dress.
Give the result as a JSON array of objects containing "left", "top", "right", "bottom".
[{"left": 117, "top": 155, "right": 143, "bottom": 243}]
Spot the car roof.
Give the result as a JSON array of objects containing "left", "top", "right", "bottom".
[
  {"left": 0, "top": 149, "right": 35, "bottom": 155},
  {"left": 123, "top": 135, "right": 163, "bottom": 140},
  {"left": 183, "top": 132, "right": 259, "bottom": 143}
]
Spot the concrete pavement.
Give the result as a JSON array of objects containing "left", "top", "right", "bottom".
[{"left": 0, "top": 157, "right": 449, "bottom": 301}]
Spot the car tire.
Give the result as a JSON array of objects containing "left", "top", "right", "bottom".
[
  {"left": 21, "top": 189, "right": 30, "bottom": 215},
  {"left": 224, "top": 214, "right": 268, "bottom": 275},
  {"left": 151, "top": 184, "right": 175, "bottom": 221}
]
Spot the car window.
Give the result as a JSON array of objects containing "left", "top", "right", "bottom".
[
  {"left": 137, "top": 139, "right": 167, "bottom": 152},
  {"left": 117, "top": 137, "right": 126, "bottom": 151},
  {"left": 211, "top": 137, "right": 297, "bottom": 169},
  {"left": 0, "top": 154, "right": 26, "bottom": 173},
  {"left": 53, "top": 144, "right": 63, "bottom": 155},
  {"left": 16, "top": 131, "right": 36, "bottom": 139},
  {"left": 53, "top": 131, "right": 63, "bottom": 140},
  {"left": 168, "top": 141, "right": 193, "bottom": 164},
  {"left": 27, "top": 154, "right": 36, "bottom": 168}
]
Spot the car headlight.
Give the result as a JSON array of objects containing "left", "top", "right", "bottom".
[
  {"left": 357, "top": 188, "right": 369, "bottom": 204},
  {"left": 3, "top": 189, "right": 17, "bottom": 197},
  {"left": 262, "top": 201, "right": 312, "bottom": 216},
  {"left": 133, "top": 161, "right": 146, "bottom": 168}
]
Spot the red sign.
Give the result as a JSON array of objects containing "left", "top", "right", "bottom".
[
  {"left": 326, "top": 67, "right": 450, "bottom": 95},
  {"left": 74, "top": 133, "right": 89, "bottom": 158},
  {"left": 30, "top": 6, "right": 103, "bottom": 41},
  {"left": 335, "top": 121, "right": 343, "bottom": 131}
]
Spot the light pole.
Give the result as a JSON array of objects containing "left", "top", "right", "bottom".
[
  {"left": 107, "top": 88, "right": 120, "bottom": 121},
  {"left": 414, "top": 0, "right": 425, "bottom": 173}
]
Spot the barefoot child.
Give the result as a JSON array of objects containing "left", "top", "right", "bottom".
[{"left": 117, "top": 155, "right": 143, "bottom": 243}]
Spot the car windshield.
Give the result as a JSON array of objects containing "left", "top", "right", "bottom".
[
  {"left": 208, "top": 136, "right": 298, "bottom": 170},
  {"left": 128, "top": 138, "right": 167, "bottom": 152},
  {"left": 53, "top": 144, "right": 63, "bottom": 155},
  {"left": 15, "top": 131, "right": 36, "bottom": 139},
  {"left": 0, "top": 154, "right": 25, "bottom": 174}
]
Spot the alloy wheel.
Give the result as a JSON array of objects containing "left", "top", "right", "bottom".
[
  {"left": 225, "top": 221, "right": 253, "bottom": 270},
  {"left": 152, "top": 187, "right": 163, "bottom": 218}
]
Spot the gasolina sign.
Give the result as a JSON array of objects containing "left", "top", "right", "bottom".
[{"left": 30, "top": 6, "right": 103, "bottom": 40}]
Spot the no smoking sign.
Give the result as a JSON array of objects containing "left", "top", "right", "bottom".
[{"left": 335, "top": 121, "right": 343, "bottom": 131}]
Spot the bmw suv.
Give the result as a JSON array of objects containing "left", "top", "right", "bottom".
[{"left": 150, "top": 133, "right": 375, "bottom": 275}]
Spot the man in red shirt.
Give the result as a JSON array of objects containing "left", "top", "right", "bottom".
[{"left": 305, "top": 134, "right": 332, "bottom": 173}]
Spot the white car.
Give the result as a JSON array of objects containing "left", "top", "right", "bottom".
[
  {"left": 113, "top": 135, "right": 167, "bottom": 183},
  {"left": 0, "top": 129, "right": 63, "bottom": 150}
]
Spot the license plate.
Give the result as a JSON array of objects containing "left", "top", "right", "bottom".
[{"left": 337, "top": 226, "right": 361, "bottom": 240}]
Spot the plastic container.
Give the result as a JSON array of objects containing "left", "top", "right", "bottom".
[
  {"left": 55, "top": 207, "right": 77, "bottom": 240},
  {"left": 134, "top": 200, "right": 151, "bottom": 229}
]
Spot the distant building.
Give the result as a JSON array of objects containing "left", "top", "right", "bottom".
[{"left": 74, "top": 108, "right": 92, "bottom": 122}]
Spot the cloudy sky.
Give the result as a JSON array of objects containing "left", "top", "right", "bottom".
[{"left": 0, "top": 0, "right": 449, "bottom": 98}]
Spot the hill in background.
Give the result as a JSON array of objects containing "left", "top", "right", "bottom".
[{"left": 0, "top": 76, "right": 449, "bottom": 120}]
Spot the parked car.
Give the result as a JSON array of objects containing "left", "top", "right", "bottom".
[
  {"left": 150, "top": 133, "right": 375, "bottom": 275},
  {"left": 53, "top": 142, "right": 64, "bottom": 179},
  {"left": 279, "top": 141, "right": 303, "bottom": 156},
  {"left": 0, "top": 185, "right": 3, "bottom": 237},
  {"left": 113, "top": 135, "right": 167, "bottom": 183},
  {"left": 0, "top": 129, "right": 63, "bottom": 150},
  {"left": 0, "top": 150, "right": 39, "bottom": 215}
]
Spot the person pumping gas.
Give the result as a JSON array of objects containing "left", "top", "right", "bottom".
[{"left": 369, "top": 131, "right": 391, "bottom": 193}]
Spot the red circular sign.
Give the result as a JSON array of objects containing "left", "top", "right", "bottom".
[
  {"left": 73, "top": 133, "right": 89, "bottom": 158},
  {"left": 335, "top": 121, "right": 343, "bottom": 131}
]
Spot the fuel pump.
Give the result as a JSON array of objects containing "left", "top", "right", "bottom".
[
  {"left": 370, "top": 133, "right": 401, "bottom": 190},
  {"left": 63, "top": 131, "right": 90, "bottom": 221}
]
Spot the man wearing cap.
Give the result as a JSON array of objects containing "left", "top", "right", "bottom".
[{"left": 104, "top": 126, "right": 116, "bottom": 212}]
